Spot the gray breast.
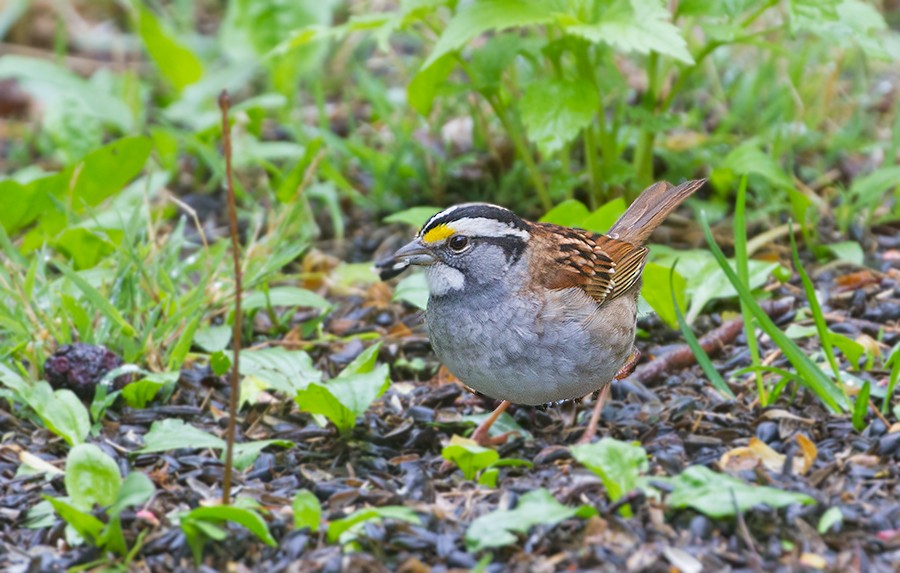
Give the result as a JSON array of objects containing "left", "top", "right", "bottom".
[{"left": 426, "top": 280, "right": 635, "bottom": 405}]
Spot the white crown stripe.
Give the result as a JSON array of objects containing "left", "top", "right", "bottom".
[{"left": 447, "top": 217, "right": 530, "bottom": 240}]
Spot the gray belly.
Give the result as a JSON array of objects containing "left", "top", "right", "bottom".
[{"left": 426, "top": 288, "right": 634, "bottom": 405}]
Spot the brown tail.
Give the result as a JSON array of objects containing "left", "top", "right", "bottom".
[{"left": 607, "top": 179, "right": 706, "bottom": 246}]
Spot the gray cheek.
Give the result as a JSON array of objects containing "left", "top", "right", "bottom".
[{"left": 463, "top": 244, "right": 509, "bottom": 284}]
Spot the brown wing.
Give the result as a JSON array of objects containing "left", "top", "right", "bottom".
[{"left": 528, "top": 223, "right": 648, "bottom": 306}]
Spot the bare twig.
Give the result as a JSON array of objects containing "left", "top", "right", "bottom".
[
  {"left": 219, "top": 90, "right": 243, "bottom": 506},
  {"left": 630, "top": 299, "right": 795, "bottom": 385}
]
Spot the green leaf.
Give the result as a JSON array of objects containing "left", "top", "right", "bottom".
[
  {"left": 230, "top": 439, "right": 294, "bottom": 471},
  {"left": 2, "top": 371, "right": 92, "bottom": 446},
  {"left": 462, "top": 411, "right": 533, "bottom": 440},
  {"left": 65, "top": 444, "right": 121, "bottom": 511},
  {"left": 110, "top": 472, "right": 155, "bottom": 517},
  {"left": 292, "top": 489, "right": 322, "bottom": 532},
  {"left": 392, "top": 272, "right": 429, "bottom": 310},
  {"left": 851, "top": 381, "right": 870, "bottom": 431},
  {"left": 239, "top": 347, "right": 322, "bottom": 396},
  {"left": 441, "top": 436, "right": 500, "bottom": 480},
  {"left": 133, "top": 3, "right": 203, "bottom": 91},
  {"left": 138, "top": 418, "right": 225, "bottom": 453},
  {"left": 340, "top": 342, "right": 382, "bottom": 376},
  {"left": 295, "top": 364, "right": 391, "bottom": 434},
  {"left": 194, "top": 325, "right": 232, "bottom": 353},
  {"left": 408, "top": 53, "right": 456, "bottom": 116},
  {"left": 465, "top": 489, "right": 596, "bottom": 552},
  {"left": 383, "top": 207, "right": 442, "bottom": 228},
  {"left": 121, "top": 372, "right": 178, "bottom": 409},
  {"left": 826, "top": 241, "right": 864, "bottom": 266},
  {"left": 520, "top": 78, "right": 597, "bottom": 156},
  {"left": 883, "top": 342, "right": 900, "bottom": 415},
  {"left": 582, "top": 198, "right": 627, "bottom": 233},
  {"left": 68, "top": 135, "right": 153, "bottom": 208},
  {"left": 422, "top": 0, "right": 553, "bottom": 69},
  {"left": 540, "top": 199, "right": 590, "bottom": 227},
  {"left": 327, "top": 506, "right": 420, "bottom": 544},
  {"left": 640, "top": 262, "right": 686, "bottom": 329},
  {"left": 182, "top": 505, "right": 277, "bottom": 547},
  {"left": 666, "top": 465, "right": 814, "bottom": 518},
  {"left": 560, "top": 0, "right": 694, "bottom": 64},
  {"left": 45, "top": 496, "right": 105, "bottom": 543},
  {"left": 243, "top": 286, "right": 331, "bottom": 312},
  {"left": 570, "top": 438, "right": 647, "bottom": 516},
  {"left": 817, "top": 506, "right": 843, "bottom": 534},
  {"left": 210, "top": 351, "right": 232, "bottom": 377}
]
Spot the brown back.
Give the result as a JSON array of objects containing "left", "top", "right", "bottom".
[{"left": 607, "top": 179, "right": 706, "bottom": 246}]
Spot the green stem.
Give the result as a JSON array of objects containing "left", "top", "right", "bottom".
[
  {"left": 576, "top": 44, "right": 612, "bottom": 205},
  {"left": 583, "top": 125, "right": 600, "bottom": 210},
  {"left": 633, "top": 53, "right": 659, "bottom": 187}
]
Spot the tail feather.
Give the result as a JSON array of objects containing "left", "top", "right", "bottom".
[{"left": 607, "top": 179, "right": 706, "bottom": 246}]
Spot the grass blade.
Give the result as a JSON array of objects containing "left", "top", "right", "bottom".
[
  {"left": 671, "top": 264, "right": 735, "bottom": 399},
  {"left": 700, "top": 213, "right": 846, "bottom": 412},
  {"left": 852, "top": 381, "right": 870, "bottom": 431},
  {"left": 53, "top": 261, "right": 136, "bottom": 337},
  {"left": 733, "top": 176, "right": 767, "bottom": 405}
]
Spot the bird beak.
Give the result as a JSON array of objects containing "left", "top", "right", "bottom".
[{"left": 375, "top": 239, "right": 435, "bottom": 280}]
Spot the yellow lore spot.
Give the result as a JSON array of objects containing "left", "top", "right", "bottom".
[{"left": 422, "top": 224, "right": 455, "bottom": 244}]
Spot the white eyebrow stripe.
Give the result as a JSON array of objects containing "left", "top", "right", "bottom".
[{"left": 449, "top": 217, "right": 530, "bottom": 240}]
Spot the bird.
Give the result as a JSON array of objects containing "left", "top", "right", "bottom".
[{"left": 377, "top": 179, "right": 705, "bottom": 445}]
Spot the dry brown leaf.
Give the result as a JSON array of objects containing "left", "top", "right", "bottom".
[
  {"left": 721, "top": 437, "right": 815, "bottom": 475},
  {"left": 795, "top": 434, "right": 817, "bottom": 474}
]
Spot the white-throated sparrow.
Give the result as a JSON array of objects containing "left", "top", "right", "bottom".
[{"left": 377, "top": 179, "right": 705, "bottom": 444}]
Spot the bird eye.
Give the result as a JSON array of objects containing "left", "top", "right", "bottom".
[{"left": 448, "top": 235, "right": 469, "bottom": 252}]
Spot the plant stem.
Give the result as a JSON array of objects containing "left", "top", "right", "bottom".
[
  {"left": 488, "top": 93, "right": 551, "bottom": 210},
  {"left": 633, "top": 52, "right": 659, "bottom": 187},
  {"left": 219, "top": 90, "right": 243, "bottom": 506},
  {"left": 576, "top": 44, "right": 611, "bottom": 205}
]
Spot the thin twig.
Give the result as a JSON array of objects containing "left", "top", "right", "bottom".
[{"left": 219, "top": 90, "right": 243, "bottom": 506}]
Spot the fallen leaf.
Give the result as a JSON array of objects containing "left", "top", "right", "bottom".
[
  {"left": 799, "top": 552, "right": 827, "bottom": 569},
  {"left": 795, "top": 434, "right": 818, "bottom": 474}
]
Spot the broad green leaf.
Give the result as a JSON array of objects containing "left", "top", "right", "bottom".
[
  {"left": 666, "top": 465, "right": 815, "bottom": 518},
  {"left": 520, "top": 78, "right": 597, "bottom": 156},
  {"left": 639, "top": 262, "right": 685, "bottom": 329},
  {"left": 243, "top": 286, "right": 331, "bottom": 312},
  {"left": 194, "top": 324, "right": 232, "bottom": 353},
  {"left": 293, "top": 489, "right": 322, "bottom": 532},
  {"left": 12, "top": 380, "right": 91, "bottom": 447},
  {"left": 65, "top": 444, "right": 121, "bottom": 511},
  {"left": 138, "top": 418, "right": 225, "bottom": 453},
  {"left": 465, "top": 489, "right": 596, "bottom": 551},
  {"left": 462, "top": 411, "right": 533, "bottom": 440},
  {"left": 327, "top": 506, "right": 420, "bottom": 544},
  {"left": 121, "top": 372, "right": 178, "bottom": 409},
  {"left": 230, "top": 439, "right": 294, "bottom": 471},
  {"left": 582, "top": 198, "right": 627, "bottom": 233},
  {"left": 340, "top": 342, "right": 382, "bottom": 376},
  {"left": 109, "top": 472, "right": 155, "bottom": 517},
  {"left": 408, "top": 53, "right": 455, "bottom": 116},
  {"left": 69, "top": 135, "right": 153, "bottom": 208},
  {"left": 818, "top": 506, "right": 843, "bottom": 534},
  {"left": 787, "top": 0, "right": 841, "bottom": 32},
  {"left": 422, "top": 0, "right": 554, "bottom": 69},
  {"left": 561, "top": 0, "right": 694, "bottom": 64},
  {"left": 825, "top": 241, "right": 864, "bottom": 266},
  {"left": 295, "top": 364, "right": 391, "bottom": 434},
  {"left": 849, "top": 165, "right": 900, "bottom": 207},
  {"left": 239, "top": 347, "right": 322, "bottom": 395},
  {"left": 211, "top": 351, "right": 232, "bottom": 377},
  {"left": 392, "top": 272, "right": 429, "bottom": 310},
  {"left": 45, "top": 496, "right": 105, "bottom": 542},
  {"left": 441, "top": 436, "right": 500, "bottom": 480},
  {"left": 133, "top": 3, "right": 204, "bottom": 91},
  {"left": 540, "top": 200, "right": 590, "bottom": 227},
  {"left": 851, "top": 381, "right": 870, "bottom": 431},
  {"left": 182, "top": 505, "right": 276, "bottom": 547},
  {"left": 384, "top": 206, "right": 442, "bottom": 228},
  {"left": 570, "top": 438, "right": 647, "bottom": 515}
]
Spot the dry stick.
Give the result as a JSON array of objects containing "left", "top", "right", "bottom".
[
  {"left": 219, "top": 90, "right": 243, "bottom": 506},
  {"left": 629, "top": 298, "right": 795, "bottom": 385}
]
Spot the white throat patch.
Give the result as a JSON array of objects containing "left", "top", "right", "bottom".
[{"left": 425, "top": 264, "right": 465, "bottom": 296}]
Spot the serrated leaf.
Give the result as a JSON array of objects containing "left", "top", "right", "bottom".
[
  {"left": 520, "top": 78, "right": 597, "bottom": 156},
  {"left": 422, "top": 0, "right": 554, "bottom": 69},
  {"left": 561, "top": 0, "right": 694, "bottom": 64}
]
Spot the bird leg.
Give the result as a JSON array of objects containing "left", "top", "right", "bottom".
[
  {"left": 576, "top": 348, "right": 641, "bottom": 445},
  {"left": 469, "top": 400, "right": 512, "bottom": 446}
]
